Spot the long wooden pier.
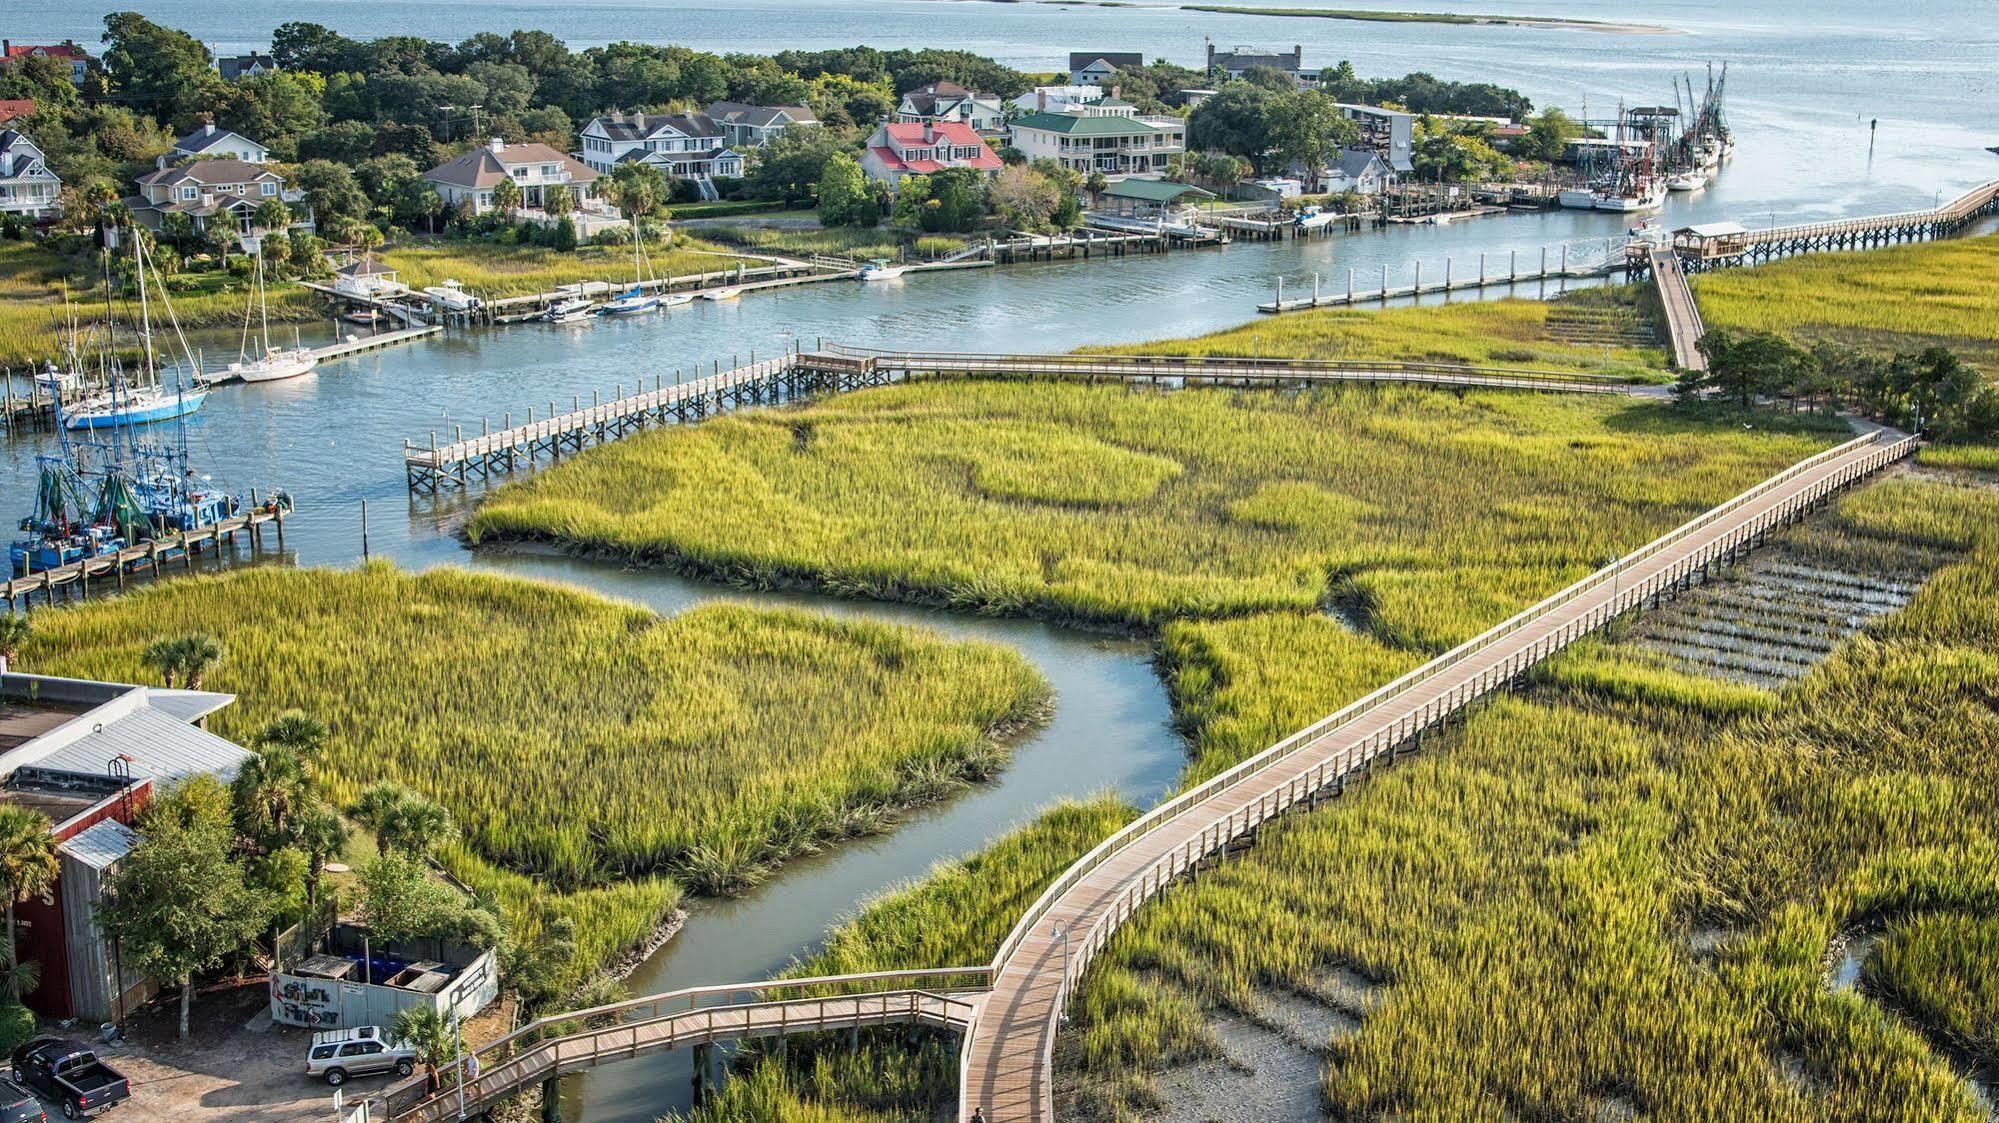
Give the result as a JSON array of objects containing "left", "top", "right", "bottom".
[
  {"left": 1648, "top": 244, "right": 1708, "bottom": 372},
  {"left": 401, "top": 346, "right": 1649, "bottom": 493},
  {"left": 393, "top": 430, "right": 1916, "bottom": 1122},
  {"left": 3, "top": 502, "right": 289, "bottom": 608},
  {"left": 1663, "top": 179, "right": 1999, "bottom": 273},
  {"left": 1259, "top": 243, "right": 1624, "bottom": 313}
]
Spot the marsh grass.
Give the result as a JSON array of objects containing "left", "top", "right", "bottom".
[
  {"left": 19, "top": 563, "right": 1049, "bottom": 985},
  {"left": 378, "top": 237, "right": 756, "bottom": 299},
  {"left": 468, "top": 381, "right": 1841, "bottom": 644}
]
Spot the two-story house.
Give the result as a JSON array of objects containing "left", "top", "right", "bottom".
[
  {"left": 424, "top": 138, "right": 602, "bottom": 213},
  {"left": 0, "top": 41, "right": 92, "bottom": 86},
  {"left": 577, "top": 113, "right": 743, "bottom": 198},
  {"left": 1007, "top": 102, "right": 1185, "bottom": 180},
  {"left": 171, "top": 123, "right": 269, "bottom": 164},
  {"left": 1067, "top": 52, "right": 1143, "bottom": 87},
  {"left": 703, "top": 102, "right": 818, "bottom": 149},
  {"left": 1206, "top": 44, "right": 1305, "bottom": 83},
  {"left": 127, "top": 157, "right": 312, "bottom": 235},
  {"left": 216, "top": 53, "right": 277, "bottom": 81},
  {"left": 895, "top": 82, "right": 1005, "bottom": 138},
  {"left": 860, "top": 120, "right": 1002, "bottom": 187},
  {"left": 0, "top": 130, "right": 60, "bottom": 219}
]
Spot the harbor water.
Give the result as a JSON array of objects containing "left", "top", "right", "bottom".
[{"left": 5, "top": 0, "right": 1998, "bottom": 1117}]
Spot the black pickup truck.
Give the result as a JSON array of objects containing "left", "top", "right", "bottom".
[{"left": 9, "top": 1039, "right": 127, "bottom": 1120}]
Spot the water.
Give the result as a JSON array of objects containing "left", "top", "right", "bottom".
[{"left": 6, "top": 2, "right": 1997, "bottom": 1117}]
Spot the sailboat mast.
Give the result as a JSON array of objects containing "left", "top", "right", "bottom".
[{"left": 257, "top": 244, "right": 271, "bottom": 351}]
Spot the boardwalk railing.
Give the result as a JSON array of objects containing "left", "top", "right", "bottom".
[
  {"left": 986, "top": 430, "right": 1915, "bottom": 1008},
  {"left": 1742, "top": 179, "right": 1999, "bottom": 247},
  {"left": 1648, "top": 245, "right": 1707, "bottom": 372},
  {"left": 386, "top": 967, "right": 989, "bottom": 1122}
]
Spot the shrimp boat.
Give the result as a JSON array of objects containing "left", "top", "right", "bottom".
[
  {"left": 856, "top": 259, "right": 907, "bottom": 281},
  {"left": 68, "top": 228, "right": 209, "bottom": 430},
  {"left": 599, "top": 227, "right": 663, "bottom": 314},
  {"left": 9, "top": 453, "right": 123, "bottom": 576},
  {"left": 222, "top": 243, "right": 315, "bottom": 383}
]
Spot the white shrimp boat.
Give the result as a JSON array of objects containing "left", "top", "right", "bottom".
[{"left": 856, "top": 260, "right": 907, "bottom": 281}]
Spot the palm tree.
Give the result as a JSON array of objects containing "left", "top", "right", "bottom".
[
  {"left": 297, "top": 802, "right": 349, "bottom": 911},
  {"left": 543, "top": 184, "right": 573, "bottom": 217},
  {"left": 389, "top": 798, "right": 456, "bottom": 859},
  {"left": 491, "top": 176, "right": 521, "bottom": 216},
  {"left": 140, "top": 635, "right": 184, "bottom": 688},
  {"left": 0, "top": 806, "right": 58, "bottom": 971},
  {"left": 178, "top": 634, "right": 223, "bottom": 690},
  {"left": 0, "top": 614, "right": 29, "bottom": 672},
  {"left": 232, "top": 743, "right": 310, "bottom": 852},
  {"left": 392, "top": 1004, "right": 454, "bottom": 1095},
  {"left": 350, "top": 782, "right": 416, "bottom": 854}
]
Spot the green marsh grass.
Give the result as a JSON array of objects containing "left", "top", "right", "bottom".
[
  {"left": 378, "top": 237, "right": 755, "bottom": 299},
  {"left": 20, "top": 564, "right": 1049, "bottom": 984},
  {"left": 468, "top": 381, "right": 1841, "bottom": 643}
]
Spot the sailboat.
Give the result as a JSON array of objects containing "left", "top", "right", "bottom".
[
  {"left": 66, "top": 230, "right": 208, "bottom": 430},
  {"left": 599, "top": 227, "right": 662, "bottom": 315},
  {"left": 222, "top": 240, "right": 315, "bottom": 383}
]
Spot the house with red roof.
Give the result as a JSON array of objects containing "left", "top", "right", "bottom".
[
  {"left": 0, "top": 100, "right": 34, "bottom": 127},
  {"left": 0, "top": 40, "right": 93, "bottom": 86},
  {"left": 860, "top": 120, "right": 1002, "bottom": 187}
]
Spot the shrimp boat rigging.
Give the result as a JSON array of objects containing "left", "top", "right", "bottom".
[{"left": 65, "top": 228, "right": 208, "bottom": 430}]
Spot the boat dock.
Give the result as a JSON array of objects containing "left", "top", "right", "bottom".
[
  {"left": 308, "top": 325, "right": 444, "bottom": 363},
  {"left": 1259, "top": 244, "right": 1626, "bottom": 314},
  {"left": 478, "top": 262, "right": 831, "bottom": 323},
  {"left": 3, "top": 501, "right": 289, "bottom": 609}
]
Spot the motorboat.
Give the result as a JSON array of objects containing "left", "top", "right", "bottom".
[
  {"left": 1594, "top": 179, "right": 1665, "bottom": 212},
  {"left": 660, "top": 292, "right": 695, "bottom": 308},
  {"left": 1556, "top": 188, "right": 1598, "bottom": 209},
  {"left": 856, "top": 259, "right": 908, "bottom": 281},
  {"left": 422, "top": 280, "right": 481, "bottom": 313},
  {"left": 33, "top": 362, "right": 81, "bottom": 393},
  {"left": 598, "top": 286, "right": 661, "bottom": 315},
  {"left": 1292, "top": 206, "right": 1338, "bottom": 231},
  {"left": 344, "top": 307, "right": 383, "bottom": 326},
  {"left": 541, "top": 295, "right": 598, "bottom": 323},
  {"left": 701, "top": 287, "right": 742, "bottom": 302},
  {"left": 1666, "top": 170, "right": 1710, "bottom": 193}
]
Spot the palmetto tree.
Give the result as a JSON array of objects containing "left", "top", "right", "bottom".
[
  {"left": 178, "top": 634, "right": 223, "bottom": 690},
  {"left": 350, "top": 782, "right": 416, "bottom": 854},
  {"left": 297, "top": 802, "right": 349, "bottom": 911},
  {"left": 0, "top": 806, "right": 58, "bottom": 971},
  {"left": 140, "top": 635, "right": 184, "bottom": 687},
  {"left": 491, "top": 176, "right": 521, "bottom": 215},
  {"left": 233, "top": 743, "right": 311, "bottom": 852},
  {"left": 0, "top": 614, "right": 29, "bottom": 671}
]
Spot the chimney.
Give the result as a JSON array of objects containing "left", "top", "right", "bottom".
[
  {"left": 488, "top": 137, "right": 505, "bottom": 153},
  {"left": 156, "top": 154, "right": 167, "bottom": 169},
  {"left": 204, "top": 122, "right": 216, "bottom": 136},
  {"left": 1036, "top": 90, "right": 1045, "bottom": 111},
  {"left": 924, "top": 123, "right": 935, "bottom": 145},
  {"left": 2, "top": 42, "right": 10, "bottom": 57}
]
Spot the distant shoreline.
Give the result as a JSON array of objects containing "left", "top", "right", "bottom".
[{"left": 1183, "top": 5, "right": 1680, "bottom": 34}]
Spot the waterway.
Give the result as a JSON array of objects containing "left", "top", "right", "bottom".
[{"left": 6, "top": 2, "right": 1997, "bottom": 1118}]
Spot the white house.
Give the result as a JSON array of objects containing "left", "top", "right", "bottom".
[
  {"left": 895, "top": 82, "right": 1005, "bottom": 138},
  {"left": 127, "top": 158, "right": 310, "bottom": 235},
  {"left": 1337, "top": 103, "right": 1416, "bottom": 173},
  {"left": 577, "top": 113, "right": 743, "bottom": 198},
  {"left": 860, "top": 121, "right": 1003, "bottom": 186},
  {"left": 171, "top": 123, "right": 270, "bottom": 164},
  {"left": 1011, "top": 85, "right": 1103, "bottom": 115},
  {"left": 1314, "top": 148, "right": 1394, "bottom": 195},
  {"left": 1067, "top": 52, "right": 1143, "bottom": 86},
  {"left": 703, "top": 102, "right": 818, "bottom": 149},
  {"left": 1007, "top": 103, "right": 1185, "bottom": 180},
  {"left": 332, "top": 258, "right": 403, "bottom": 298},
  {"left": 424, "top": 138, "right": 602, "bottom": 214},
  {"left": 0, "top": 130, "right": 60, "bottom": 218}
]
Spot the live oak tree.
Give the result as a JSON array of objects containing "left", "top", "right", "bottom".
[{"left": 814, "top": 151, "right": 873, "bottom": 228}]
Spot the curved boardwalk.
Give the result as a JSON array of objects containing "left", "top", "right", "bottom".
[{"left": 962, "top": 430, "right": 1916, "bottom": 1121}]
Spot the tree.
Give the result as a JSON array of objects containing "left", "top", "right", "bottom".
[
  {"left": 490, "top": 174, "right": 521, "bottom": 215},
  {"left": 391, "top": 1004, "right": 455, "bottom": 1090},
  {"left": 293, "top": 160, "right": 371, "bottom": 230},
  {"left": 350, "top": 783, "right": 457, "bottom": 858},
  {"left": 542, "top": 183, "right": 573, "bottom": 217},
  {"left": 100, "top": 788, "right": 266, "bottom": 1039},
  {"left": 179, "top": 634, "right": 223, "bottom": 690},
  {"left": 1262, "top": 89, "right": 1356, "bottom": 177},
  {"left": 604, "top": 162, "right": 669, "bottom": 219},
  {"left": 925, "top": 167, "right": 987, "bottom": 233},
  {"left": 1693, "top": 328, "right": 1818, "bottom": 408},
  {"left": 1187, "top": 82, "right": 1273, "bottom": 167},
  {"left": 297, "top": 803, "right": 348, "bottom": 911},
  {"left": 100, "top": 12, "right": 216, "bottom": 124},
  {"left": 814, "top": 152, "right": 872, "bottom": 227},
  {"left": 744, "top": 127, "right": 844, "bottom": 205},
  {"left": 253, "top": 198, "right": 294, "bottom": 235},
  {"left": 0, "top": 615, "right": 28, "bottom": 671},
  {"left": 0, "top": 808, "right": 57, "bottom": 972},
  {"left": 989, "top": 164, "right": 1059, "bottom": 231},
  {"left": 1519, "top": 108, "right": 1583, "bottom": 163},
  {"left": 550, "top": 215, "right": 578, "bottom": 252}
]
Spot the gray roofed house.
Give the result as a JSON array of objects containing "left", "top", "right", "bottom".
[
  {"left": 703, "top": 101, "right": 819, "bottom": 148},
  {"left": 1315, "top": 147, "right": 1393, "bottom": 195},
  {"left": 171, "top": 122, "right": 269, "bottom": 163},
  {"left": 577, "top": 113, "right": 743, "bottom": 199},
  {"left": 1207, "top": 43, "right": 1305, "bottom": 81},
  {"left": 129, "top": 155, "right": 312, "bottom": 235},
  {"left": 217, "top": 52, "right": 277, "bottom": 81},
  {"left": 0, "top": 671, "right": 255, "bottom": 785},
  {"left": 0, "top": 129, "right": 59, "bottom": 218},
  {"left": 895, "top": 81, "right": 1006, "bottom": 137},
  {"left": 1068, "top": 51, "right": 1143, "bottom": 85}
]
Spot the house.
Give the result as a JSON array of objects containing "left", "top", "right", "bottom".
[
  {"left": 1008, "top": 104, "right": 1186, "bottom": 180},
  {"left": 0, "top": 100, "right": 33, "bottom": 127},
  {"left": 332, "top": 258, "right": 403, "bottom": 299},
  {"left": 0, "top": 130, "right": 59, "bottom": 219},
  {"left": 1096, "top": 178, "right": 1214, "bottom": 217},
  {"left": 426, "top": 137, "right": 606, "bottom": 214},
  {"left": 1012, "top": 85, "right": 1105, "bottom": 115},
  {"left": 129, "top": 157, "right": 312, "bottom": 236},
  {"left": 0, "top": 40, "right": 92, "bottom": 86},
  {"left": 1068, "top": 52, "right": 1143, "bottom": 86},
  {"left": 702, "top": 102, "right": 818, "bottom": 149},
  {"left": 895, "top": 82, "right": 1005, "bottom": 137},
  {"left": 1, "top": 669, "right": 259, "bottom": 1022},
  {"left": 1336, "top": 103, "right": 1416, "bottom": 173},
  {"left": 577, "top": 113, "right": 742, "bottom": 198},
  {"left": 171, "top": 122, "right": 270, "bottom": 164},
  {"left": 1314, "top": 147, "right": 1393, "bottom": 195},
  {"left": 860, "top": 120, "right": 1002, "bottom": 186},
  {"left": 1206, "top": 43, "right": 1304, "bottom": 83},
  {"left": 217, "top": 52, "right": 278, "bottom": 81}
]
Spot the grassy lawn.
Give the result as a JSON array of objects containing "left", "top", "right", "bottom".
[
  {"left": 377, "top": 236, "right": 758, "bottom": 299},
  {"left": 1099, "top": 289, "right": 1670, "bottom": 380},
  {"left": 1696, "top": 233, "right": 1999, "bottom": 370},
  {"left": 0, "top": 239, "right": 317, "bottom": 367},
  {"left": 19, "top": 564, "right": 1048, "bottom": 989},
  {"left": 467, "top": 380, "right": 1839, "bottom": 641}
]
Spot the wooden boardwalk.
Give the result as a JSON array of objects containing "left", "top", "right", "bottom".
[
  {"left": 4, "top": 503, "right": 288, "bottom": 608},
  {"left": 959, "top": 429, "right": 1917, "bottom": 1121},
  {"left": 1648, "top": 245, "right": 1708, "bottom": 373},
  {"left": 1669, "top": 179, "right": 1999, "bottom": 271}
]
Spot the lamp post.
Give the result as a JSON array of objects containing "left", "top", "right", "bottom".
[
  {"left": 454, "top": 1013, "right": 468, "bottom": 1120},
  {"left": 1051, "top": 923, "right": 1072, "bottom": 1018}
]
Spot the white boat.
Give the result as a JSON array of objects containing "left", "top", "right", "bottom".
[
  {"left": 1292, "top": 205, "right": 1338, "bottom": 231},
  {"left": 598, "top": 287, "right": 661, "bottom": 315},
  {"left": 1666, "top": 170, "right": 1710, "bottom": 193},
  {"left": 542, "top": 295, "right": 598, "bottom": 323},
  {"left": 67, "top": 226, "right": 209, "bottom": 430},
  {"left": 422, "top": 280, "right": 481, "bottom": 313},
  {"left": 1556, "top": 188, "right": 1598, "bottom": 209},
  {"left": 344, "top": 308, "right": 383, "bottom": 326},
  {"left": 660, "top": 292, "right": 695, "bottom": 308},
  {"left": 856, "top": 259, "right": 907, "bottom": 281},
  {"left": 701, "top": 287, "right": 741, "bottom": 302},
  {"left": 34, "top": 361, "right": 81, "bottom": 393},
  {"left": 224, "top": 247, "right": 315, "bottom": 384},
  {"left": 1594, "top": 180, "right": 1666, "bottom": 212}
]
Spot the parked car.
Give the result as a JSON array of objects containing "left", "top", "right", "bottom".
[
  {"left": 304, "top": 1026, "right": 418, "bottom": 1086},
  {"left": 0, "top": 1078, "right": 46, "bottom": 1123},
  {"left": 8, "top": 1039, "right": 126, "bottom": 1120}
]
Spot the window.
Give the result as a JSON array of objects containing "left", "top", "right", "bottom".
[
  {"left": 311, "top": 1046, "right": 337, "bottom": 1060},
  {"left": 261, "top": 182, "right": 276, "bottom": 196},
  {"left": 541, "top": 164, "right": 558, "bottom": 177},
  {"left": 511, "top": 167, "right": 528, "bottom": 179},
  {"left": 338, "top": 1042, "right": 384, "bottom": 1057},
  {"left": 180, "top": 186, "right": 198, "bottom": 201}
]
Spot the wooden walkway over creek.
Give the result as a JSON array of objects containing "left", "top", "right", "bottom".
[{"left": 382, "top": 428, "right": 1916, "bottom": 1121}]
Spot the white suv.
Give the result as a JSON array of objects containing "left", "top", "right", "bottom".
[{"left": 304, "top": 1027, "right": 418, "bottom": 1086}]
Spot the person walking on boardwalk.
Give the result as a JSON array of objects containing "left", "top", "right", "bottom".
[{"left": 970, "top": 1110, "right": 986, "bottom": 1123}]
